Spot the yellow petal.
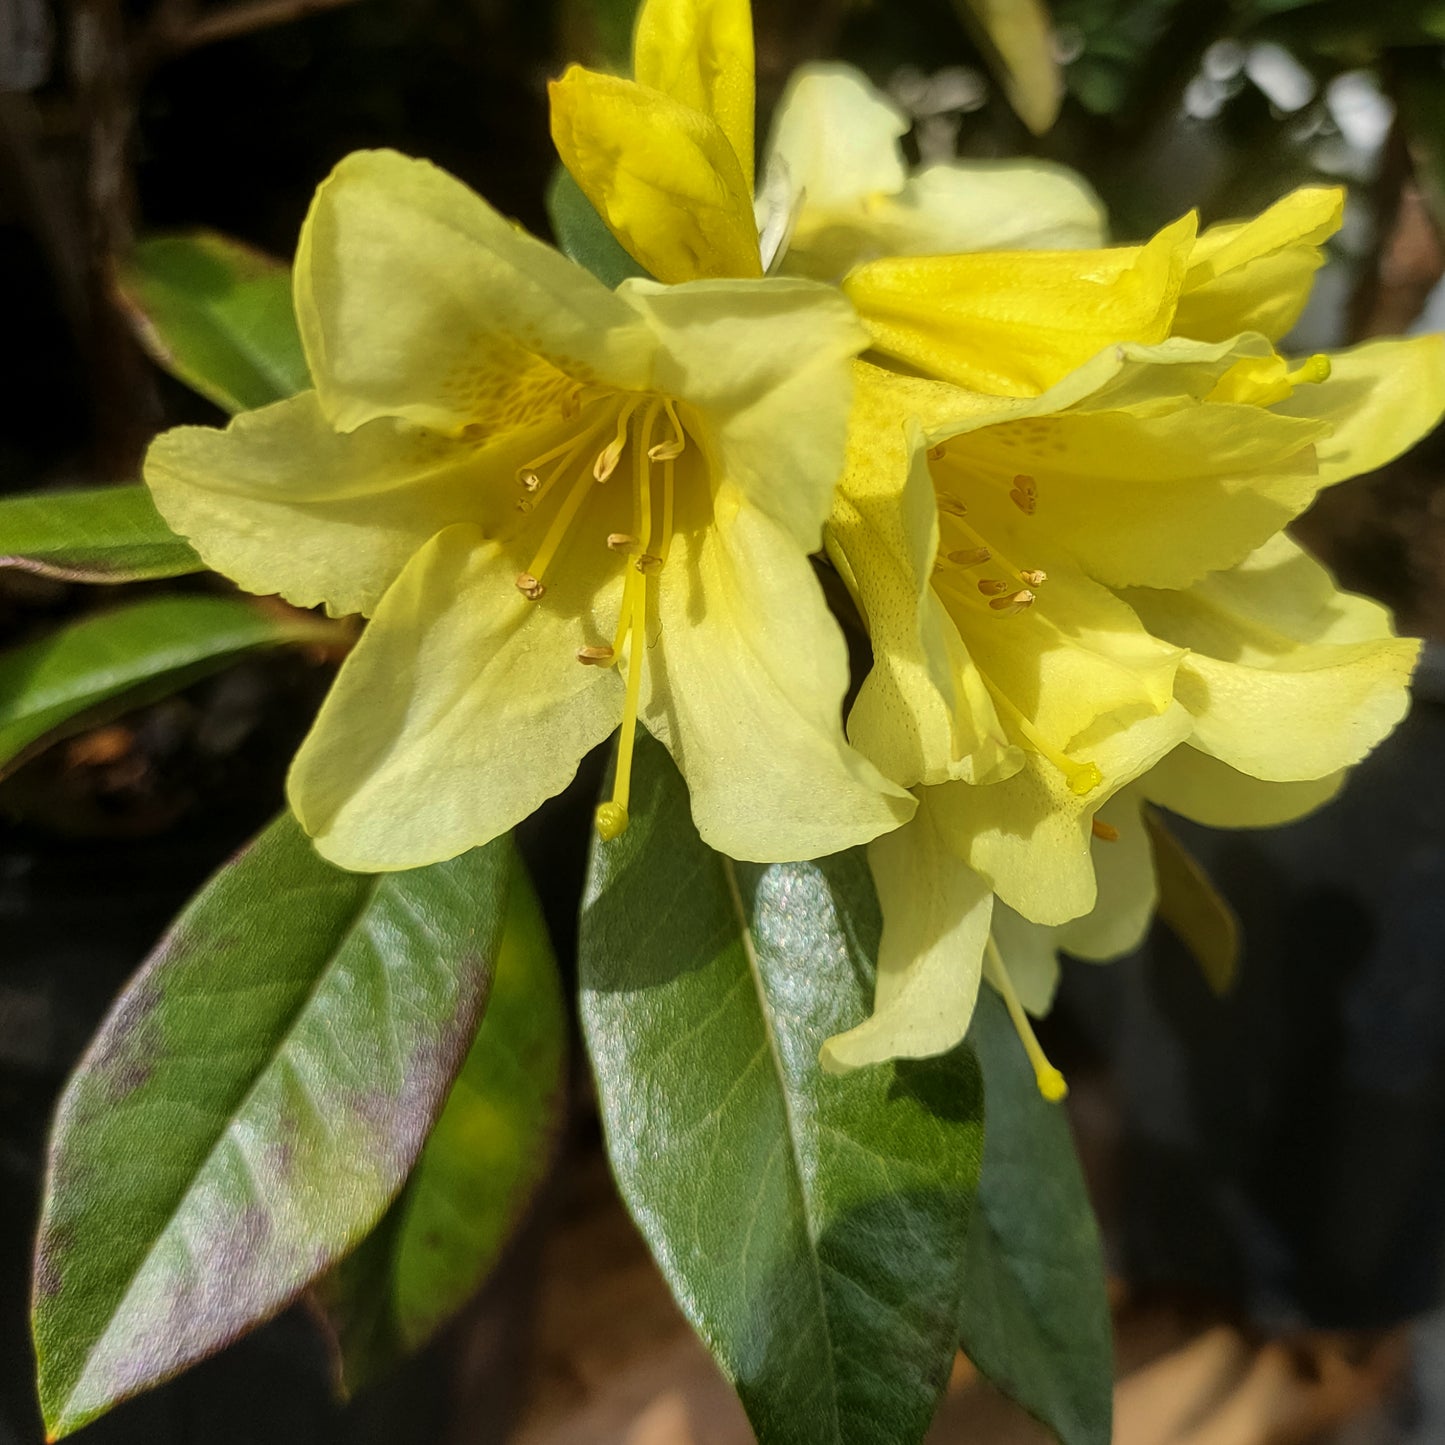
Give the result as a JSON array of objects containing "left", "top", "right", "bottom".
[
  {"left": 829, "top": 370, "right": 1018, "bottom": 788},
  {"left": 930, "top": 702, "right": 1192, "bottom": 924},
  {"left": 644, "top": 491, "right": 915, "bottom": 862},
  {"left": 616, "top": 275, "right": 866, "bottom": 548},
  {"left": 1274, "top": 334, "right": 1445, "bottom": 486},
  {"left": 1053, "top": 791, "right": 1156, "bottom": 961},
  {"left": 820, "top": 800, "right": 993, "bottom": 1072},
  {"left": 295, "top": 149, "right": 652, "bottom": 433},
  {"left": 956, "top": 0, "right": 1062, "bottom": 135},
  {"left": 942, "top": 385, "right": 1325, "bottom": 590},
  {"left": 1124, "top": 534, "right": 1419, "bottom": 781},
  {"left": 1175, "top": 187, "right": 1343, "bottom": 342},
  {"left": 1141, "top": 743, "right": 1344, "bottom": 828},
  {"left": 289, "top": 524, "right": 624, "bottom": 870},
  {"left": 844, "top": 213, "right": 1196, "bottom": 397},
  {"left": 633, "top": 0, "right": 754, "bottom": 191},
  {"left": 987, "top": 904, "right": 1061, "bottom": 1015},
  {"left": 549, "top": 66, "right": 761, "bottom": 284},
  {"left": 144, "top": 391, "right": 491, "bottom": 617}
]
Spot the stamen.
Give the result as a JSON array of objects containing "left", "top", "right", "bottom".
[
  {"left": 576, "top": 645, "right": 615, "bottom": 666},
  {"left": 927, "top": 444, "right": 948, "bottom": 461},
  {"left": 936, "top": 495, "right": 968, "bottom": 517},
  {"left": 515, "top": 572, "right": 545, "bottom": 601},
  {"left": 635, "top": 553, "right": 663, "bottom": 576},
  {"left": 948, "top": 546, "right": 991, "bottom": 567},
  {"left": 517, "top": 471, "right": 541, "bottom": 492},
  {"left": 989, "top": 588, "right": 1035, "bottom": 614},
  {"left": 985, "top": 937, "right": 1068, "bottom": 1103},
  {"left": 608, "top": 533, "right": 639, "bottom": 552},
  {"left": 1091, "top": 817, "right": 1120, "bottom": 842},
  {"left": 597, "top": 571, "right": 648, "bottom": 842},
  {"left": 1019, "top": 569, "right": 1047, "bottom": 587},
  {"left": 594, "top": 401, "right": 641, "bottom": 482},
  {"left": 977, "top": 578, "right": 1011, "bottom": 597},
  {"left": 1010, "top": 474, "right": 1037, "bottom": 515}
]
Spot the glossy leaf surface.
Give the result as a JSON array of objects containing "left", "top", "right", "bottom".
[
  {"left": 580, "top": 735, "right": 984, "bottom": 1445},
  {"left": 0, "top": 486, "right": 202, "bottom": 584},
  {"left": 317, "top": 857, "right": 567, "bottom": 1393},
  {"left": 117, "top": 231, "right": 309, "bottom": 412},
  {"left": 0, "top": 596, "right": 335, "bottom": 779},
  {"left": 958, "top": 990, "right": 1112, "bottom": 1445},
  {"left": 32, "top": 815, "right": 514, "bottom": 1438}
]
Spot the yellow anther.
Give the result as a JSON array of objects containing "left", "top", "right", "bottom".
[
  {"left": 1010, "top": 474, "right": 1037, "bottom": 515},
  {"left": 607, "top": 533, "right": 639, "bottom": 552},
  {"left": 595, "top": 801, "right": 629, "bottom": 840},
  {"left": 927, "top": 444, "right": 948, "bottom": 461},
  {"left": 562, "top": 386, "right": 582, "bottom": 420},
  {"left": 989, "top": 588, "right": 1035, "bottom": 614},
  {"left": 948, "top": 546, "right": 991, "bottom": 567},
  {"left": 515, "top": 572, "right": 545, "bottom": 600},
  {"left": 594, "top": 441, "right": 624, "bottom": 482},
  {"left": 1091, "top": 817, "right": 1120, "bottom": 842},
  {"left": 977, "top": 578, "right": 1011, "bottom": 597},
  {"left": 635, "top": 553, "right": 663, "bottom": 576},
  {"left": 936, "top": 495, "right": 968, "bottom": 517},
  {"left": 576, "top": 645, "right": 615, "bottom": 666},
  {"left": 648, "top": 438, "right": 685, "bottom": 461},
  {"left": 517, "top": 469, "right": 541, "bottom": 492},
  {"left": 515, "top": 498, "right": 535, "bottom": 514},
  {"left": 1019, "top": 569, "right": 1047, "bottom": 587}
]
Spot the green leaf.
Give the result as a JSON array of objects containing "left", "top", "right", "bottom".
[
  {"left": 0, "top": 485, "right": 203, "bottom": 584},
  {"left": 546, "top": 167, "right": 649, "bottom": 289},
  {"left": 0, "top": 595, "right": 336, "bottom": 780},
  {"left": 316, "top": 855, "right": 567, "bottom": 1394},
  {"left": 116, "top": 231, "right": 309, "bottom": 413},
  {"left": 580, "top": 735, "right": 984, "bottom": 1445},
  {"left": 958, "top": 990, "right": 1112, "bottom": 1445},
  {"left": 32, "top": 815, "right": 515, "bottom": 1438}
]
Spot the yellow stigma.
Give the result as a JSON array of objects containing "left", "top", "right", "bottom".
[
  {"left": 595, "top": 801, "right": 629, "bottom": 840},
  {"left": 985, "top": 937, "right": 1068, "bottom": 1103},
  {"left": 1289, "top": 352, "right": 1332, "bottom": 386}
]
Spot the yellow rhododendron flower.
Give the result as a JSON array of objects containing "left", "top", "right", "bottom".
[
  {"left": 546, "top": 2, "right": 1443, "bottom": 1088},
  {"left": 143, "top": 148, "right": 913, "bottom": 871}
]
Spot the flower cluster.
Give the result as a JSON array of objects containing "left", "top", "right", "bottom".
[{"left": 145, "top": 0, "right": 1445, "bottom": 1092}]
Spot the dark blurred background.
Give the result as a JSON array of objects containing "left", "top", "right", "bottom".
[{"left": 4, "top": 0, "right": 1445, "bottom": 1440}]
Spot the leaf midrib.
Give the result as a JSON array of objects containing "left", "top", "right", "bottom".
[
  {"left": 720, "top": 857, "right": 843, "bottom": 1444},
  {"left": 53, "top": 867, "right": 386, "bottom": 1427}
]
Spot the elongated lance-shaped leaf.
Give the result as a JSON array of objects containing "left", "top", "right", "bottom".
[
  {"left": 116, "top": 231, "right": 309, "bottom": 412},
  {"left": 315, "top": 855, "right": 567, "bottom": 1394},
  {"left": 0, "top": 486, "right": 202, "bottom": 584},
  {"left": 958, "top": 990, "right": 1113, "bottom": 1445},
  {"left": 0, "top": 595, "right": 337, "bottom": 780},
  {"left": 546, "top": 167, "right": 650, "bottom": 289},
  {"left": 31, "top": 815, "right": 516, "bottom": 1439},
  {"left": 1145, "top": 806, "right": 1240, "bottom": 996},
  {"left": 580, "top": 734, "right": 984, "bottom": 1445}
]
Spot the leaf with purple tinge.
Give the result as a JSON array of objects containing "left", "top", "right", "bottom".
[
  {"left": 315, "top": 854, "right": 567, "bottom": 1394},
  {"left": 31, "top": 813, "right": 515, "bottom": 1439}
]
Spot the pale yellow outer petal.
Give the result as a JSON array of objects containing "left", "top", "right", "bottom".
[
  {"left": 764, "top": 65, "right": 1102, "bottom": 281},
  {"left": 549, "top": 66, "right": 762, "bottom": 284},
  {"left": 820, "top": 799, "right": 993, "bottom": 1073},
  {"left": 1053, "top": 790, "right": 1157, "bottom": 961},
  {"left": 829, "top": 369, "right": 1018, "bottom": 789},
  {"left": 644, "top": 491, "right": 915, "bottom": 862},
  {"left": 844, "top": 213, "right": 1196, "bottom": 397},
  {"left": 930, "top": 702, "right": 1192, "bottom": 925},
  {"left": 618, "top": 275, "right": 868, "bottom": 548},
  {"left": 1175, "top": 187, "right": 1343, "bottom": 342},
  {"left": 289, "top": 524, "right": 624, "bottom": 871},
  {"left": 1124, "top": 534, "right": 1419, "bottom": 782},
  {"left": 987, "top": 904, "right": 1061, "bottom": 1015},
  {"left": 1274, "top": 334, "right": 1445, "bottom": 486},
  {"left": 295, "top": 149, "right": 653, "bottom": 433},
  {"left": 942, "top": 385, "right": 1325, "bottom": 590},
  {"left": 633, "top": 0, "right": 755, "bottom": 191},
  {"left": 1142, "top": 743, "right": 1344, "bottom": 828},
  {"left": 144, "top": 391, "right": 490, "bottom": 618}
]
